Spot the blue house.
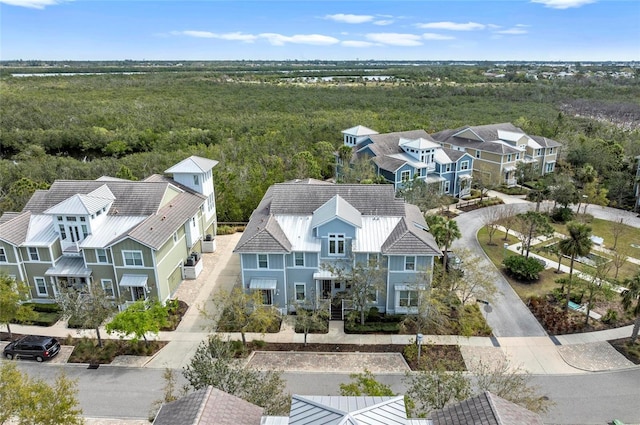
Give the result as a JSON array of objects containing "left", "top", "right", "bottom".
[
  {"left": 233, "top": 181, "right": 441, "bottom": 317},
  {"left": 341, "top": 126, "right": 474, "bottom": 197}
]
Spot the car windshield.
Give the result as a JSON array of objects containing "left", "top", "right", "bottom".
[{"left": 45, "top": 339, "right": 57, "bottom": 349}]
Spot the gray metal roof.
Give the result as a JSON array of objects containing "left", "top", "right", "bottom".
[
  {"left": 289, "top": 395, "right": 408, "bottom": 425},
  {"left": 311, "top": 195, "right": 362, "bottom": 230},
  {"left": 342, "top": 125, "right": 379, "bottom": 137},
  {"left": 529, "top": 135, "right": 562, "bottom": 148},
  {"left": 361, "top": 130, "right": 433, "bottom": 157},
  {"left": 165, "top": 155, "right": 219, "bottom": 174},
  {"left": 430, "top": 391, "right": 543, "bottom": 425},
  {"left": 153, "top": 386, "right": 263, "bottom": 425}
]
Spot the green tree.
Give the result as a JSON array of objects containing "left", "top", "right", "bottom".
[
  {"left": 471, "top": 358, "right": 552, "bottom": 414},
  {"left": 115, "top": 165, "right": 138, "bottom": 181},
  {"left": 291, "top": 299, "right": 329, "bottom": 346},
  {"left": 0, "top": 275, "right": 37, "bottom": 340},
  {"left": 559, "top": 222, "right": 593, "bottom": 310},
  {"left": 0, "top": 362, "right": 83, "bottom": 425},
  {"left": 405, "top": 365, "right": 471, "bottom": 416},
  {"left": 208, "top": 287, "right": 281, "bottom": 346},
  {"left": 182, "top": 335, "right": 290, "bottom": 415},
  {"left": 621, "top": 271, "right": 640, "bottom": 343},
  {"left": 425, "top": 215, "right": 461, "bottom": 275},
  {"left": 580, "top": 258, "right": 614, "bottom": 326},
  {"left": 0, "top": 177, "right": 49, "bottom": 214},
  {"left": 513, "top": 211, "right": 554, "bottom": 258},
  {"left": 340, "top": 369, "right": 395, "bottom": 396},
  {"left": 323, "top": 256, "right": 387, "bottom": 325},
  {"left": 106, "top": 299, "right": 169, "bottom": 344},
  {"left": 290, "top": 151, "right": 321, "bottom": 180},
  {"left": 57, "top": 284, "right": 116, "bottom": 347}
]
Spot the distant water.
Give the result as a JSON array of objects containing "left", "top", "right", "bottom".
[{"left": 11, "top": 72, "right": 146, "bottom": 77}]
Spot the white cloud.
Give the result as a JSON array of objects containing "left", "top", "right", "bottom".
[
  {"left": 531, "top": 0, "right": 596, "bottom": 9},
  {"left": 495, "top": 28, "right": 528, "bottom": 35},
  {"left": 422, "top": 33, "right": 455, "bottom": 40},
  {"left": 366, "top": 33, "right": 423, "bottom": 46},
  {"left": 259, "top": 33, "right": 340, "bottom": 46},
  {"left": 373, "top": 20, "right": 394, "bottom": 26},
  {"left": 342, "top": 40, "right": 378, "bottom": 47},
  {"left": 417, "top": 21, "right": 486, "bottom": 31},
  {"left": 0, "top": 0, "right": 67, "bottom": 9},
  {"left": 325, "top": 14, "right": 374, "bottom": 24},
  {"left": 173, "top": 31, "right": 258, "bottom": 42}
]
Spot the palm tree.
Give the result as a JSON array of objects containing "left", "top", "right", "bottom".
[
  {"left": 426, "top": 215, "right": 462, "bottom": 277},
  {"left": 558, "top": 221, "right": 592, "bottom": 310},
  {"left": 621, "top": 271, "right": 640, "bottom": 343}
]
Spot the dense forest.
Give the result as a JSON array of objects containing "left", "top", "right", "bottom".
[{"left": 1, "top": 63, "right": 639, "bottom": 221}]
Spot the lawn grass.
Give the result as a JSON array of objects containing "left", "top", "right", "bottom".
[{"left": 478, "top": 227, "right": 562, "bottom": 301}]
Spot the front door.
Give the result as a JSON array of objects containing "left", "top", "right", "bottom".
[
  {"left": 322, "top": 280, "right": 332, "bottom": 299},
  {"left": 131, "top": 286, "right": 146, "bottom": 301}
]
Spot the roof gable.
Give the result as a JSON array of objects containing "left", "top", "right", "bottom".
[
  {"left": 342, "top": 125, "right": 379, "bottom": 137},
  {"left": 289, "top": 395, "right": 408, "bottom": 425},
  {"left": 311, "top": 195, "right": 362, "bottom": 230},
  {"left": 453, "top": 128, "right": 483, "bottom": 141}
]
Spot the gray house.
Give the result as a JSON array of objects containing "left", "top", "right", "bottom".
[
  {"left": 0, "top": 156, "right": 218, "bottom": 306},
  {"left": 233, "top": 180, "right": 440, "bottom": 317}
]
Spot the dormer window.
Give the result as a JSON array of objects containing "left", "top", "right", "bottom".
[
  {"left": 328, "top": 234, "right": 345, "bottom": 256},
  {"left": 193, "top": 175, "right": 199, "bottom": 185},
  {"left": 57, "top": 216, "right": 63, "bottom": 221},
  {"left": 67, "top": 216, "right": 77, "bottom": 222}
]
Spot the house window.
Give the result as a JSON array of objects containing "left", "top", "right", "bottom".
[
  {"left": 131, "top": 286, "right": 147, "bottom": 302},
  {"left": 294, "top": 252, "right": 304, "bottom": 267},
  {"left": 405, "top": 256, "right": 416, "bottom": 271},
  {"left": 193, "top": 175, "right": 199, "bottom": 185},
  {"left": 35, "top": 277, "right": 47, "bottom": 296},
  {"left": 399, "top": 290, "right": 419, "bottom": 307},
  {"left": 101, "top": 279, "right": 115, "bottom": 298},
  {"left": 548, "top": 148, "right": 554, "bottom": 154},
  {"left": 260, "top": 290, "right": 273, "bottom": 305},
  {"left": 173, "top": 232, "right": 178, "bottom": 243},
  {"left": 367, "top": 290, "right": 378, "bottom": 303},
  {"left": 445, "top": 164, "right": 452, "bottom": 172},
  {"left": 401, "top": 170, "right": 411, "bottom": 182},
  {"left": 80, "top": 217, "right": 86, "bottom": 222},
  {"left": 28, "top": 247, "right": 39, "bottom": 261},
  {"left": 96, "top": 249, "right": 108, "bottom": 263},
  {"left": 444, "top": 180, "right": 451, "bottom": 193},
  {"left": 57, "top": 216, "right": 63, "bottom": 221},
  {"left": 258, "top": 254, "right": 268, "bottom": 269},
  {"left": 328, "top": 234, "right": 345, "bottom": 256},
  {"left": 81, "top": 225, "right": 89, "bottom": 238},
  {"left": 506, "top": 154, "right": 512, "bottom": 162},
  {"left": 516, "top": 153, "right": 520, "bottom": 160},
  {"left": 460, "top": 161, "right": 469, "bottom": 171},
  {"left": 67, "top": 216, "right": 77, "bottom": 222},
  {"left": 123, "top": 251, "right": 144, "bottom": 267},
  {"left": 58, "top": 225, "right": 67, "bottom": 240},
  {"left": 295, "top": 283, "right": 306, "bottom": 301},
  {"left": 207, "top": 193, "right": 214, "bottom": 212},
  {"left": 475, "top": 150, "right": 481, "bottom": 159},
  {"left": 546, "top": 162, "right": 555, "bottom": 173},
  {"left": 0, "top": 247, "right": 6, "bottom": 262}
]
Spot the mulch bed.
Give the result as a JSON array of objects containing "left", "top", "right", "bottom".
[{"left": 609, "top": 337, "right": 640, "bottom": 365}]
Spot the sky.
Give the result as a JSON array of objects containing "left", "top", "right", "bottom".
[{"left": 0, "top": 0, "right": 638, "bottom": 62}]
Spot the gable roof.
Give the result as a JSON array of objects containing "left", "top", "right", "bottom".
[
  {"left": 289, "top": 395, "right": 409, "bottom": 425},
  {"left": 358, "top": 130, "right": 432, "bottom": 158},
  {"left": 529, "top": 135, "right": 562, "bottom": 148},
  {"left": 153, "top": 386, "right": 263, "bottom": 425},
  {"left": 164, "top": 155, "right": 219, "bottom": 174},
  {"left": 0, "top": 211, "right": 31, "bottom": 245},
  {"left": 311, "top": 195, "right": 362, "bottom": 230},
  {"left": 430, "top": 391, "right": 543, "bottom": 425}
]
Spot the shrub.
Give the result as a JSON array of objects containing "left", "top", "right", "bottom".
[
  {"left": 602, "top": 309, "right": 618, "bottom": 324},
  {"left": 550, "top": 207, "right": 574, "bottom": 223},
  {"left": 503, "top": 255, "right": 545, "bottom": 281}
]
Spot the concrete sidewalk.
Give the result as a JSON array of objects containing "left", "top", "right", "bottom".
[{"left": 7, "top": 230, "right": 639, "bottom": 375}]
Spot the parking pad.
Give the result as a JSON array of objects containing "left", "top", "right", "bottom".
[{"left": 246, "top": 351, "right": 410, "bottom": 373}]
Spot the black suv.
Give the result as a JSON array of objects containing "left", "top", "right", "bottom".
[{"left": 3, "top": 335, "right": 61, "bottom": 362}]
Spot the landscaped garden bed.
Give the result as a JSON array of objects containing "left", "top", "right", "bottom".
[{"left": 609, "top": 338, "right": 640, "bottom": 364}]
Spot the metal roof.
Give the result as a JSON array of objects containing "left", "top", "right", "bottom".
[
  {"left": 44, "top": 193, "right": 111, "bottom": 216},
  {"left": 311, "top": 195, "right": 362, "bottom": 230},
  {"left": 341, "top": 125, "right": 379, "bottom": 137},
  {"left": 46, "top": 257, "right": 92, "bottom": 278},
  {"left": 352, "top": 217, "right": 401, "bottom": 253},
  {"left": 399, "top": 137, "right": 440, "bottom": 150},
  {"left": 79, "top": 216, "right": 146, "bottom": 248},
  {"left": 249, "top": 278, "right": 278, "bottom": 290},
  {"left": 274, "top": 215, "right": 321, "bottom": 252},
  {"left": 289, "top": 395, "right": 409, "bottom": 425},
  {"left": 119, "top": 274, "right": 148, "bottom": 287},
  {"left": 164, "top": 155, "right": 219, "bottom": 174},
  {"left": 25, "top": 214, "right": 59, "bottom": 247}
]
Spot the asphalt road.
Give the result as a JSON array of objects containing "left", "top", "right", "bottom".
[
  {"left": 12, "top": 363, "right": 640, "bottom": 424},
  {"left": 452, "top": 202, "right": 548, "bottom": 337}
]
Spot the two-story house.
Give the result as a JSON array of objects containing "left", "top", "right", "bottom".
[
  {"left": 431, "top": 123, "right": 561, "bottom": 187},
  {"left": 0, "top": 156, "right": 218, "bottom": 307},
  {"left": 341, "top": 126, "right": 474, "bottom": 197},
  {"left": 233, "top": 180, "right": 441, "bottom": 317}
]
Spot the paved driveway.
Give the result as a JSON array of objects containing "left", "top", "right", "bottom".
[{"left": 452, "top": 203, "right": 548, "bottom": 337}]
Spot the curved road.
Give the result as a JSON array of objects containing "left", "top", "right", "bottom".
[{"left": 452, "top": 202, "right": 547, "bottom": 337}]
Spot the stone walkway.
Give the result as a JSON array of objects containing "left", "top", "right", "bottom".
[{"left": 247, "top": 351, "right": 410, "bottom": 373}]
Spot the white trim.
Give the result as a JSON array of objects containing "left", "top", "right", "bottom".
[
  {"left": 34, "top": 276, "right": 48, "bottom": 296},
  {"left": 0, "top": 247, "right": 6, "bottom": 263},
  {"left": 122, "top": 250, "right": 144, "bottom": 267},
  {"left": 404, "top": 255, "right": 416, "bottom": 271},
  {"left": 28, "top": 247, "right": 40, "bottom": 261},
  {"left": 257, "top": 253, "right": 269, "bottom": 269},
  {"left": 295, "top": 282, "right": 306, "bottom": 301},
  {"left": 101, "top": 279, "right": 115, "bottom": 298},
  {"left": 294, "top": 252, "right": 305, "bottom": 267},
  {"left": 96, "top": 248, "right": 109, "bottom": 264}
]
